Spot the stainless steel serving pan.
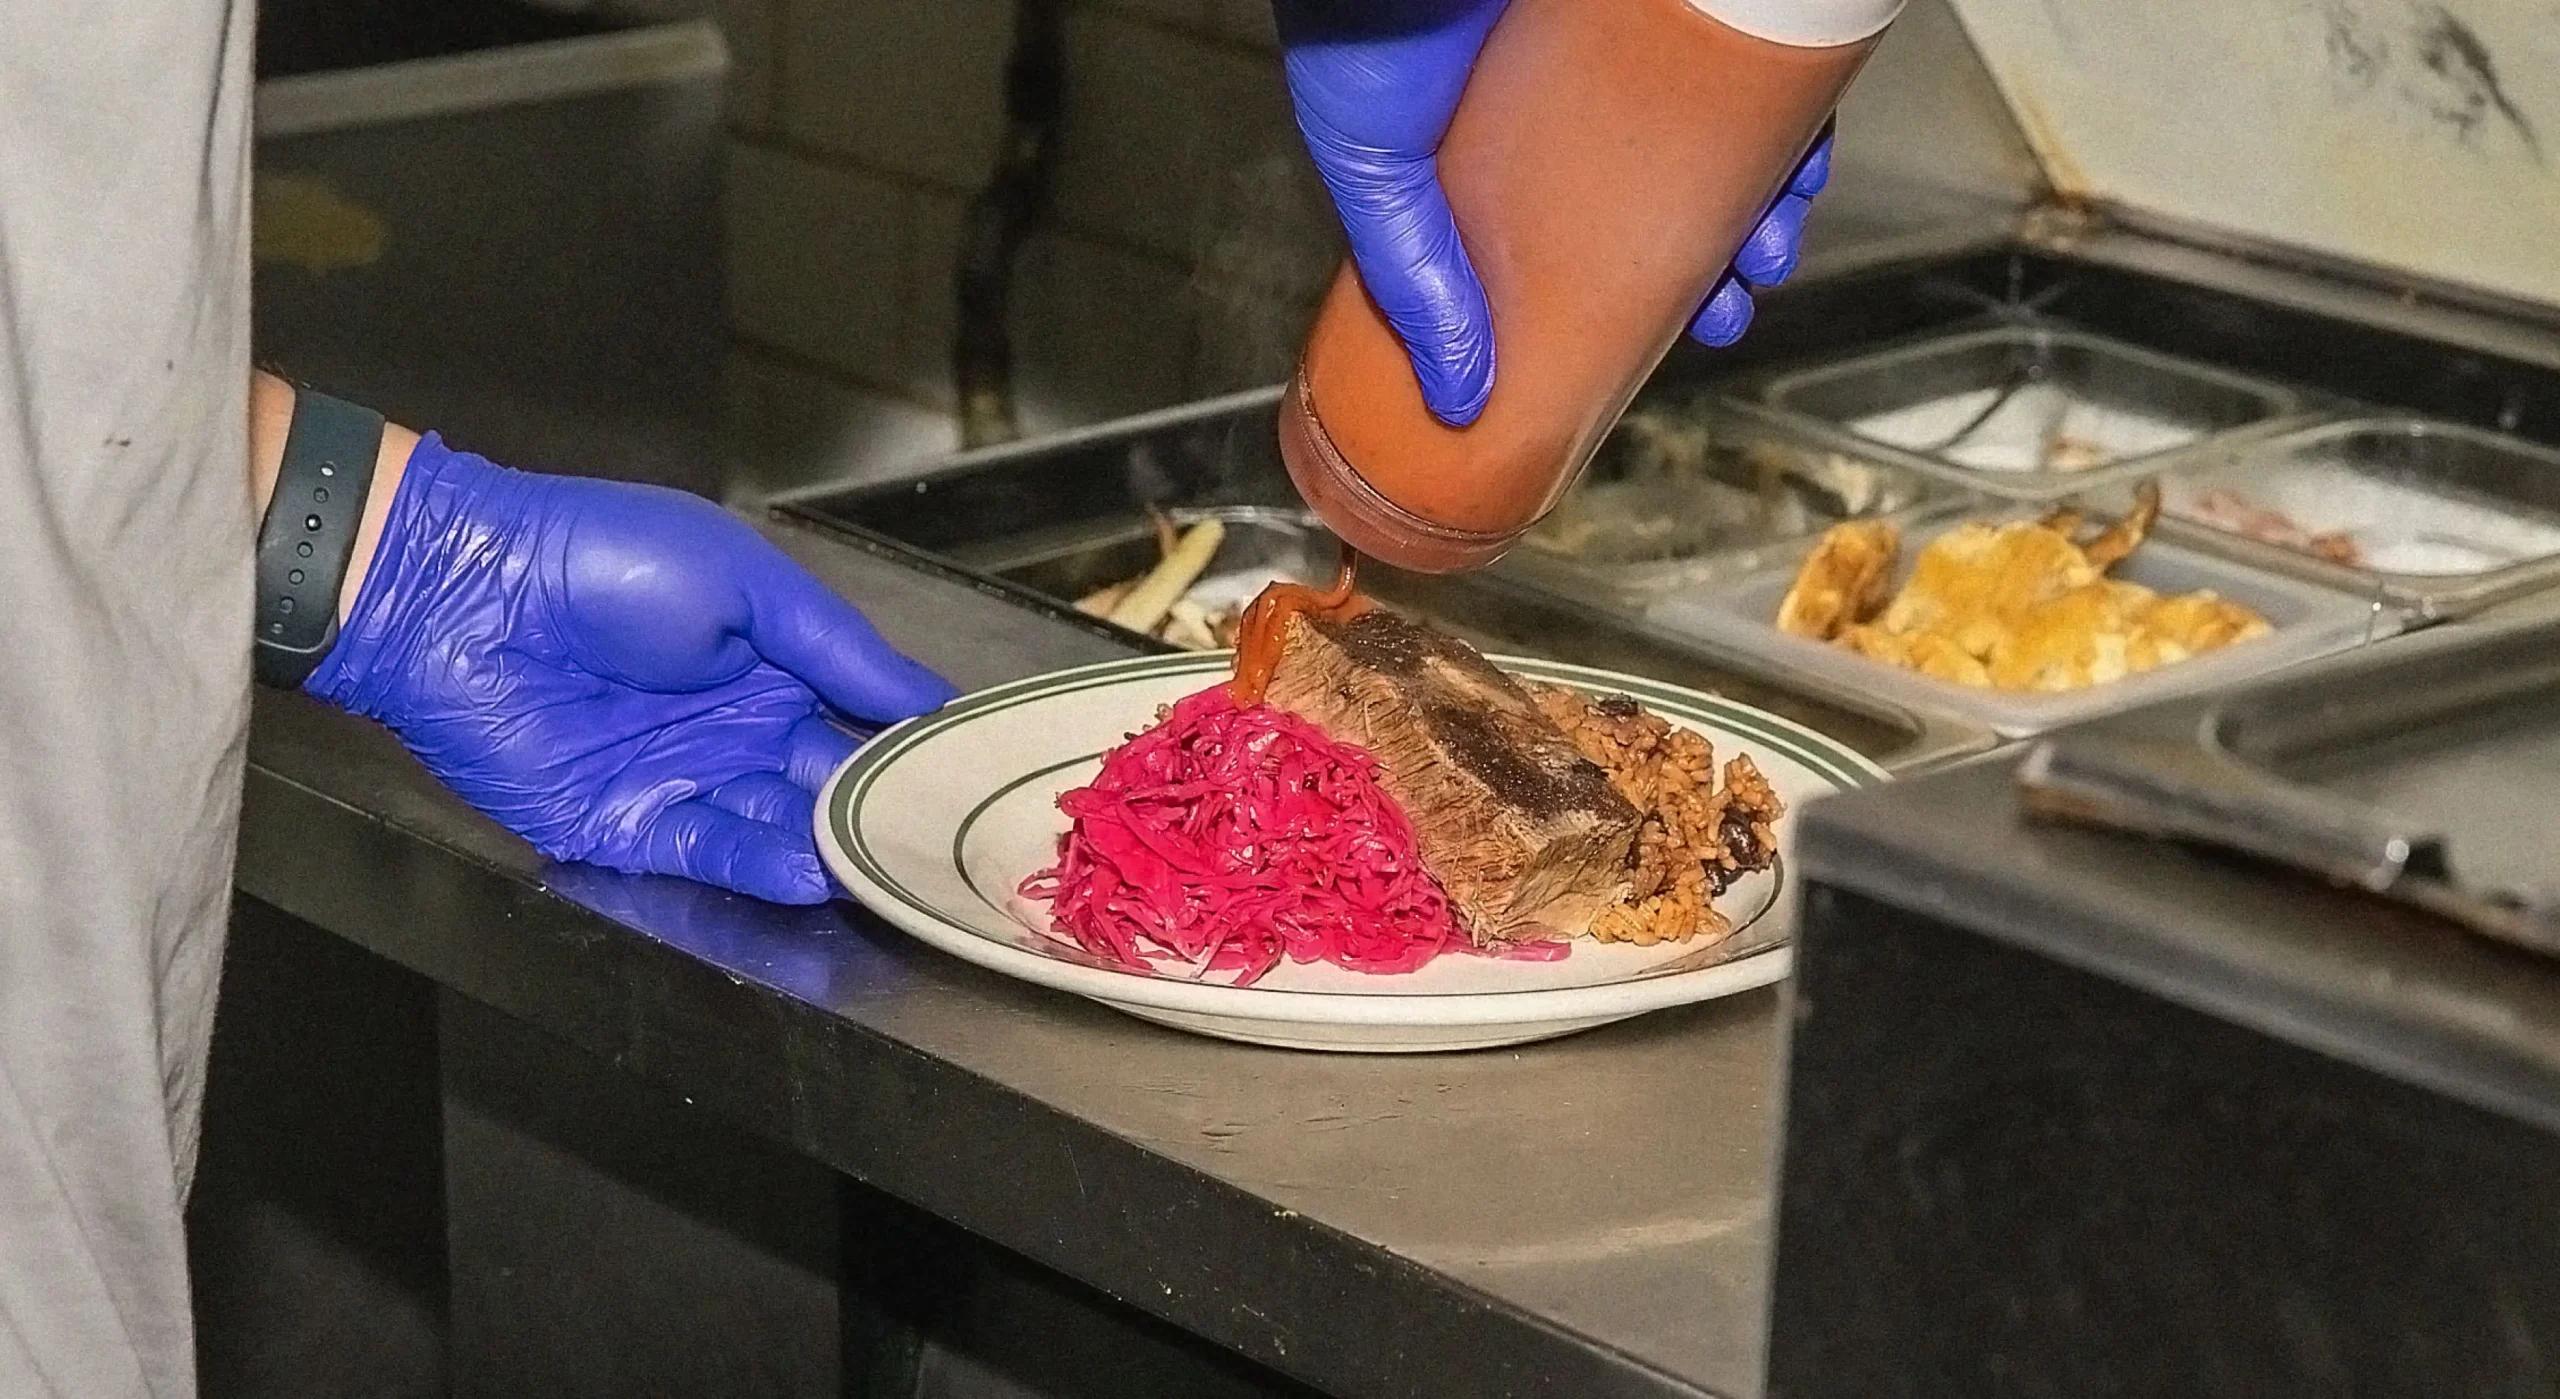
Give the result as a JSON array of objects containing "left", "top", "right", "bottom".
[
  {"left": 2149, "top": 415, "right": 2560, "bottom": 621},
  {"left": 2018, "top": 612, "right": 2560, "bottom": 963},
  {"left": 1736, "top": 325, "right": 2320, "bottom": 502},
  {"left": 1642, "top": 503, "right": 2403, "bottom": 739},
  {"left": 966, "top": 504, "right": 1999, "bottom": 775},
  {"left": 1498, "top": 393, "right": 1951, "bottom": 608}
]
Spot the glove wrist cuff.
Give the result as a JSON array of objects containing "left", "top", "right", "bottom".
[{"left": 301, "top": 432, "right": 489, "bottom": 714}]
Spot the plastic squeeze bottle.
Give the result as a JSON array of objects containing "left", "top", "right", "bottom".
[{"left": 1279, "top": 0, "right": 1902, "bottom": 573}]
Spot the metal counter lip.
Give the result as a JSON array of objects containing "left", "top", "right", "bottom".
[
  {"left": 231, "top": 520, "right": 1775, "bottom": 1399},
  {"left": 254, "top": 19, "right": 730, "bottom": 138},
  {"left": 1796, "top": 760, "right": 2560, "bottom": 1144}
]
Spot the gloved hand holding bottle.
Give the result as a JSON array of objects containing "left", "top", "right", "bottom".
[
  {"left": 304, "top": 425, "right": 955, "bottom": 906},
  {"left": 1273, "top": 0, "right": 1837, "bottom": 428},
  {"left": 1270, "top": 0, "right": 1893, "bottom": 572}
]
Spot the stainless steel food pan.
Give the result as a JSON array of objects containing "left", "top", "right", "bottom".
[
  {"left": 2152, "top": 416, "right": 2560, "bottom": 620},
  {"left": 1745, "top": 326, "right": 2315, "bottom": 502},
  {"left": 1643, "top": 505, "right": 2404, "bottom": 738},
  {"left": 1499, "top": 394, "right": 1950, "bottom": 607},
  {"left": 970, "top": 507, "right": 1999, "bottom": 774}
]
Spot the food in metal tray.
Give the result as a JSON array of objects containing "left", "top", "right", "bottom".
[
  {"left": 1020, "top": 608, "right": 1785, "bottom": 981},
  {"left": 1773, "top": 518, "right": 1895, "bottom": 639},
  {"left": 1853, "top": 387, "right": 2194, "bottom": 475},
  {"left": 1072, "top": 514, "right": 1256, "bottom": 651},
  {"left": 2176, "top": 487, "right": 2364, "bottom": 566},
  {"left": 1775, "top": 484, "right": 2273, "bottom": 693},
  {"left": 1521, "top": 407, "right": 1915, "bottom": 566},
  {"left": 2162, "top": 459, "right": 2560, "bottom": 579}
]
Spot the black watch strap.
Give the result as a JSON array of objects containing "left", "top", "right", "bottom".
[{"left": 254, "top": 388, "right": 385, "bottom": 690}]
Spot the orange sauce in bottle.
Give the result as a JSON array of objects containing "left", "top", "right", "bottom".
[
  {"left": 1229, "top": 545, "right": 1367, "bottom": 705},
  {"left": 1278, "top": 0, "right": 1894, "bottom": 573}
]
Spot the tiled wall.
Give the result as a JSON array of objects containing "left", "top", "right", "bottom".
[{"left": 718, "top": 0, "right": 1340, "bottom": 498}]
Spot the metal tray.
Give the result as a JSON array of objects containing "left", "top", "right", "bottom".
[
  {"left": 776, "top": 243, "right": 2560, "bottom": 756},
  {"left": 2018, "top": 613, "right": 2560, "bottom": 959},
  {"left": 1745, "top": 326, "right": 2313, "bottom": 502},
  {"left": 1642, "top": 505, "right": 2404, "bottom": 738},
  {"left": 776, "top": 389, "right": 1998, "bottom": 775},
  {"left": 970, "top": 504, "right": 1994, "bottom": 773},
  {"left": 2247, "top": 685, "right": 2560, "bottom": 918},
  {"left": 984, "top": 504, "right": 1319, "bottom": 650},
  {"left": 1500, "top": 393, "right": 1949, "bottom": 607},
  {"left": 2152, "top": 416, "right": 2560, "bottom": 620}
]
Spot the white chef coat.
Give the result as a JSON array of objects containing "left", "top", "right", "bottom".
[{"left": 0, "top": 1, "right": 256, "bottom": 1393}]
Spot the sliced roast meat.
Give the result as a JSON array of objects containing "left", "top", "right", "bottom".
[{"left": 1261, "top": 609, "right": 1640, "bottom": 943}]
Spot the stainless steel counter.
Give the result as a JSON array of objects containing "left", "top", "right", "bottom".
[
  {"left": 1769, "top": 637, "right": 2560, "bottom": 1397},
  {"left": 236, "top": 515, "right": 1787, "bottom": 1399}
]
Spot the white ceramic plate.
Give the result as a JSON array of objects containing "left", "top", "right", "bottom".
[{"left": 817, "top": 652, "right": 1887, "bottom": 1053}]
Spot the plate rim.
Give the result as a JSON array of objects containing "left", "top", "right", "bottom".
[{"left": 817, "top": 651, "right": 1884, "bottom": 1027}]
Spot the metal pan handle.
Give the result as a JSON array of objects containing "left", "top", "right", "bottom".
[
  {"left": 2015, "top": 731, "right": 2444, "bottom": 893},
  {"left": 2019, "top": 732, "right": 2560, "bottom": 963}
]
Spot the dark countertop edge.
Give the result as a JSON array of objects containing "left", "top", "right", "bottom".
[
  {"left": 1797, "top": 759, "right": 2560, "bottom": 1140},
  {"left": 238, "top": 749, "right": 1723, "bottom": 1399}
]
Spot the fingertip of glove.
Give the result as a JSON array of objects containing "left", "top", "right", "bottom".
[
  {"left": 626, "top": 798, "right": 839, "bottom": 905},
  {"left": 765, "top": 854, "right": 836, "bottom": 906},
  {"left": 1689, "top": 279, "right": 1756, "bottom": 349},
  {"left": 870, "top": 660, "right": 963, "bottom": 723},
  {"left": 911, "top": 663, "right": 964, "bottom": 711},
  {"left": 1792, "top": 136, "right": 1834, "bottom": 197},
  {"left": 1419, "top": 367, "right": 1492, "bottom": 427},
  {"left": 730, "top": 844, "right": 833, "bottom": 905},
  {"left": 1734, "top": 199, "right": 1810, "bottom": 287},
  {"left": 1408, "top": 327, "right": 1495, "bottom": 427}
]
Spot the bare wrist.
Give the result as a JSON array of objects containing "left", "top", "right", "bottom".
[{"left": 342, "top": 420, "right": 419, "bottom": 623}]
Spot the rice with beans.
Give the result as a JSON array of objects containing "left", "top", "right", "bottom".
[{"left": 1527, "top": 686, "right": 1785, "bottom": 947}]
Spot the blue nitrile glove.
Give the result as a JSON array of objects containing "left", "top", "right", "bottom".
[
  {"left": 1274, "top": 0, "right": 1832, "bottom": 425},
  {"left": 306, "top": 434, "right": 958, "bottom": 905}
]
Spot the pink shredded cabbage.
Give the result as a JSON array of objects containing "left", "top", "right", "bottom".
[{"left": 1021, "top": 687, "right": 1566, "bottom": 984}]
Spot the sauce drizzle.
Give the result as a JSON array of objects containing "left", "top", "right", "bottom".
[{"left": 1229, "top": 544, "right": 1367, "bottom": 704}]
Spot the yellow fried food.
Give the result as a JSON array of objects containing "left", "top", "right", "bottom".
[
  {"left": 1839, "top": 623, "right": 1994, "bottom": 688},
  {"left": 1983, "top": 580, "right": 2149, "bottom": 692},
  {"left": 2129, "top": 591, "right": 2271, "bottom": 667},
  {"left": 1775, "top": 519, "right": 1897, "bottom": 641},
  {"left": 1776, "top": 483, "right": 2270, "bottom": 694},
  {"left": 1877, "top": 519, "right": 2100, "bottom": 655}
]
